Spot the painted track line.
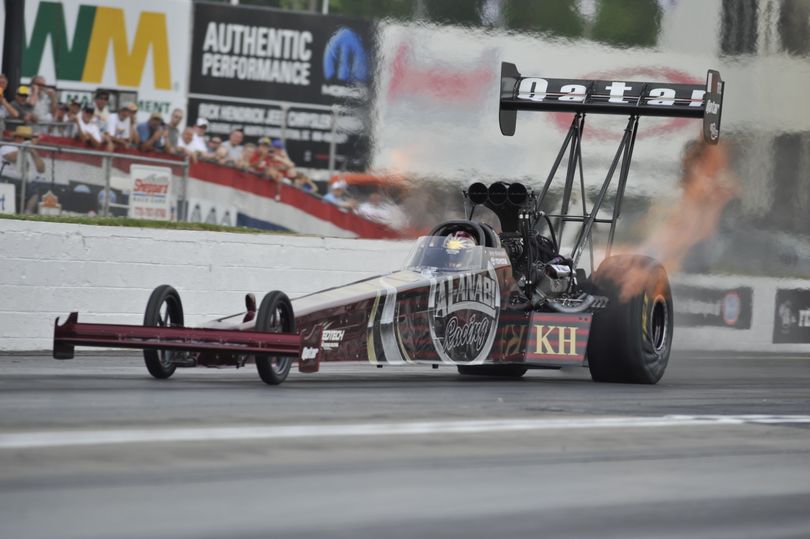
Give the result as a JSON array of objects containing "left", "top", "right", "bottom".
[{"left": 2, "top": 415, "right": 810, "bottom": 450}]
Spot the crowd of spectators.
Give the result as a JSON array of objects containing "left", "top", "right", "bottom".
[
  {"left": 1, "top": 75, "right": 311, "bottom": 186},
  {"left": 1, "top": 74, "right": 401, "bottom": 226}
]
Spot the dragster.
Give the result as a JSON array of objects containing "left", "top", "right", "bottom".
[{"left": 54, "top": 62, "right": 724, "bottom": 385}]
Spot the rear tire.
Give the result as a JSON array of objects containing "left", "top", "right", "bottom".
[
  {"left": 143, "top": 285, "right": 184, "bottom": 380},
  {"left": 587, "top": 255, "right": 673, "bottom": 384},
  {"left": 255, "top": 291, "right": 295, "bottom": 386},
  {"left": 457, "top": 365, "right": 528, "bottom": 378}
]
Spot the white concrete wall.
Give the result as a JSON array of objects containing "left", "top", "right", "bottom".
[
  {"left": 1, "top": 219, "right": 808, "bottom": 354},
  {"left": 0, "top": 220, "right": 412, "bottom": 351}
]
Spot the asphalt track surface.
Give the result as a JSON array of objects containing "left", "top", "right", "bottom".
[{"left": 1, "top": 352, "right": 809, "bottom": 539}]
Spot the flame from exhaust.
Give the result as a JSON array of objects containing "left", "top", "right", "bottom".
[{"left": 606, "top": 139, "right": 738, "bottom": 301}]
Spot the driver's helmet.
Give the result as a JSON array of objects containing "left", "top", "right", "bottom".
[{"left": 442, "top": 231, "right": 477, "bottom": 269}]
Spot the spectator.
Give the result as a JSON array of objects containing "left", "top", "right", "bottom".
[
  {"left": 192, "top": 118, "right": 211, "bottom": 158},
  {"left": 76, "top": 105, "right": 111, "bottom": 151},
  {"left": 166, "top": 108, "right": 183, "bottom": 148},
  {"left": 293, "top": 172, "right": 318, "bottom": 193},
  {"left": 237, "top": 142, "right": 256, "bottom": 170},
  {"left": 175, "top": 126, "right": 207, "bottom": 161},
  {"left": 137, "top": 112, "right": 170, "bottom": 153},
  {"left": 11, "top": 85, "right": 35, "bottom": 124},
  {"left": 249, "top": 137, "right": 280, "bottom": 180},
  {"left": 322, "top": 179, "right": 355, "bottom": 210},
  {"left": 357, "top": 191, "right": 404, "bottom": 226},
  {"left": 92, "top": 91, "right": 110, "bottom": 126},
  {"left": 0, "top": 74, "right": 20, "bottom": 132},
  {"left": 268, "top": 138, "right": 296, "bottom": 179},
  {"left": 220, "top": 129, "right": 244, "bottom": 162},
  {"left": 210, "top": 145, "right": 233, "bottom": 166},
  {"left": 0, "top": 125, "right": 46, "bottom": 179},
  {"left": 105, "top": 102, "right": 137, "bottom": 149},
  {"left": 52, "top": 102, "right": 75, "bottom": 137},
  {"left": 29, "top": 75, "right": 57, "bottom": 126},
  {"left": 208, "top": 136, "right": 222, "bottom": 155}
]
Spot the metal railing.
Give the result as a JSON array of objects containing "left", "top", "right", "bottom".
[
  {"left": 0, "top": 140, "right": 189, "bottom": 218},
  {"left": 3, "top": 118, "right": 77, "bottom": 137}
]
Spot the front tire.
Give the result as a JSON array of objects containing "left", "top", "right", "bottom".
[
  {"left": 143, "top": 285, "right": 184, "bottom": 379},
  {"left": 255, "top": 291, "right": 295, "bottom": 386},
  {"left": 586, "top": 255, "right": 673, "bottom": 384}
]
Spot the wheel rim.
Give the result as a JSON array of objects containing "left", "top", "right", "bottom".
[
  {"left": 268, "top": 303, "right": 291, "bottom": 374},
  {"left": 650, "top": 295, "right": 669, "bottom": 354},
  {"left": 157, "top": 298, "right": 180, "bottom": 368}
]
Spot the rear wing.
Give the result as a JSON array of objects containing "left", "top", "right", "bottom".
[{"left": 499, "top": 62, "right": 724, "bottom": 144}]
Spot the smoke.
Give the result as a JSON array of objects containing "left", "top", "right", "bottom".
[{"left": 607, "top": 139, "right": 738, "bottom": 300}]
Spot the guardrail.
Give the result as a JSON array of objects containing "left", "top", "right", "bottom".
[{"left": 0, "top": 140, "right": 189, "bottom": 218}]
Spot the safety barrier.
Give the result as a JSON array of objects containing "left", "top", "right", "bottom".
[{"left": 1, "top": 219, "right": 807, "bottom": 353}]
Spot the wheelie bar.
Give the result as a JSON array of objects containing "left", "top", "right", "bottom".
[{"left": 53, "top": 312, "right": 302, "bottom": 360}]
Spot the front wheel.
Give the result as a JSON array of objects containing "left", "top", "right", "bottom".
[
  {"left": 457, "top": 365, "right": 528, "bottom": 378},
  {"left": 255, "top": 291, "right": 295, "bottom": 386},
  {"left": 586, "top": 255, "right": 673, "bottom": 384},
  {"left": 143, "top": 285, "right": 184, "bottom": 379}
]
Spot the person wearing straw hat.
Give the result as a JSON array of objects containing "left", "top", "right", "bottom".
[{"left": 0, "top": 125, "right": 45, "bottom": 180}]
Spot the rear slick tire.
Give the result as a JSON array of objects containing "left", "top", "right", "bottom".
[
  {"left": 255, "top": 291, "right": 295, "bottom": 386},
  {"left": 143, "top": 285, "right": 184, "bottom": 380},
  {"left": 586, "top": 255, "right": 673, "bottom": 384},
  {"left": 457, "top": 365, "right": 528, "bottom": 378}
]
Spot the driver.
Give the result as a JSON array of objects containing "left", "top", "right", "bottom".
[{"left": 442, "top": 231, "right": 477, "bottom": 270}]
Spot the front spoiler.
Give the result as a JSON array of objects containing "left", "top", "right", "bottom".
[{"left": 53, "top": 312, "right": 301, "bottom": 360}]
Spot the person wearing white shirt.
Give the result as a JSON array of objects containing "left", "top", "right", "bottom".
[
  {"left": 192, "top": 117, "right": 212, "bottom": 159},
  {"left": 105, "top": 102, "right": 137, "bottom": 149},
  {"left": 176, "top": 127, "right": 207, "bottom": 161},
  {"left": 76, "top": 105, "right": 112, "bottom": 151}
]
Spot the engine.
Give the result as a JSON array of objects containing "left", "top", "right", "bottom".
[{"left": 500, "top": 231, "right": 574, "bottom": 301}]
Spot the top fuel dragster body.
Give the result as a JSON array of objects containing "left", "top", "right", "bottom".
[{"left": 54, "top": 61, "right": 724, "bottom": 385}]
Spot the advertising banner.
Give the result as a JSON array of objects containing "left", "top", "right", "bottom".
[
  {"left": 673, "top": 285, "right": 753, "bottom": 330},
  {"left": 0, "top": 183, "right": 16, "bottom": 214},
  {"left": 187, "top": 3, "right": 374, "bottom": 170},
  {"left": 128, "top": 165, "right": 172, "bottom": 220},
  {"left": 22, "top": 0, "right": 191, "bottom": 122},
  {"left": 773, "top": 288, "right": 810, "bottom": 343}
]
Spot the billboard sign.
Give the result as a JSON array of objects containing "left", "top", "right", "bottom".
[
  {"left": 0, "top": 183, "right": 16, "bottom": 214},
  {"left": 187, "top": 3, "right": 374, "bottom": 170},
  {"left": 22, "top": 0, "right": 191, "bottom": 121},
  {"left": 129, "top": 165, "right": 172, "bottom": 221},
  {"left": 673, "top": 285, "right": 753, "bottom": 330},
  {"left": 773, "top": 288, "right": 810, "bottom": 344}
]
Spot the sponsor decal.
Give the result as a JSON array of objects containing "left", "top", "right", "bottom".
[
  {"left": 428, "top": 268, "right": 500, "bottom": 365},
  {"left": 386, "top": 42, "right": 495, "bottom": 104},
  {"left": 187, "top": 198, "right": 236, "bottom": 227},
  {"left": 773, "top": 289, "right": 810, "bottom": 344},
  {"left": 518, "top": 77, "right": 705, "bottom": 107},
  {"left": 534, "top": 325, "right": 578, "bottom": 356},
  {"left": 545, "top": 67, "right": 704, "bottom": 140},
  {"left": 673, "top": 285, "right": 752, "bottom": 330},
  {"left": 525, "top": 313, "right": 590, "bottom": 362},
  {"left": 0, "top": 183, "right": 15, "bottom": 214},
  {"left": 23, "top": 2, "right": 172, "bottom": 89},
  {"left": 187, "top": 3, "right": 375, "bottom": 168},
  {"left": 322, "top": 27, "right": 368, "bottom": 98},
  {"left": 321, "top": 329, "right": 345, "bottom": 350},
  {"left": 37, "top": 190, "right": 62, "bottom": 215},
  {"left": 128, "top": 165, "right": 172, "bottom": 221},
  {"left": 301, "top": 347, "right": 318, "bottom": 360}
]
